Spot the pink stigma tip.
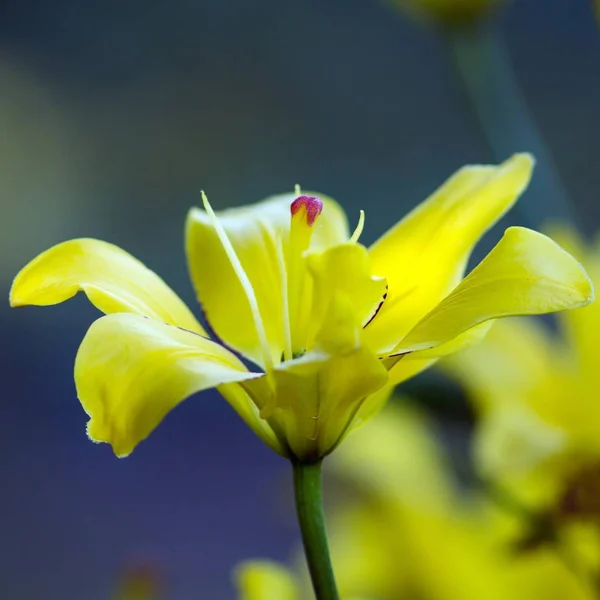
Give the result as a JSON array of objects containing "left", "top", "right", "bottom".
[{"left": 290, "top": 195, "right": 323, "bottom": 226}]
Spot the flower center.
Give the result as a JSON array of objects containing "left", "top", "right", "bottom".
[{"left": 557, "top": 461, "right": 600, "bottom": 521}]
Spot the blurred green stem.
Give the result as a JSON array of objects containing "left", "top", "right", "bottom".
[
  {"left": 443, "top": 23, "right": 577, "bottom": 229},
  {"left": 293, "top": 460, "right": 340, "bottom": 600}
]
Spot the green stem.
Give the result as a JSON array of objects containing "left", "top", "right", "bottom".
[
  {"left": 292, "top": 460, "right": 340, "bottom": 600},
  {"left": 443, "top": 22, "right": 578, "bottom": 230}
]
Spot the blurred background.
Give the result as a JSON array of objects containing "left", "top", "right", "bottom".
[{"left": 1, "top": 0, "right": 599, "bottom": 598}]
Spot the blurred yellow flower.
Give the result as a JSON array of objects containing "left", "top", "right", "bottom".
[
  {"left": 235, "top": 561, "right": 299, "bottom": 600},
  {"left": 388, "top": 0, "right": 504, "bottom": 24},
  {"left": 236, "top": 404, "right": 593, "bottom": 600},
  {"left": 444, "top": 227, "right": 600, "bottom": 548},
  {"left": 114, "top": 563, "right": 163, "bottom": 600},
  {"left": 10, "top": 155, "right": 593, "bottom": 460},
  {"left": 445, "top": 228, "right": 600, "bottom": 483}
]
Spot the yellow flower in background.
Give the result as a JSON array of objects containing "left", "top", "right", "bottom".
[
  {"left": 444, "top": 227, "right": 600, "bottom": 519},
  {"left": 235, "top": 561, "right": 299, "bottom": 600},
  {"left": 235, "top": 561, "right": 374, "bottom": 600},
  {"left": 114, "top": 563, "right": 163, "bottom": 600},
  {"left": 444, "top": 317, "right": 570, "bottom": 484},
  {"left": 236, "top": 404, "right": 593, "bottom": 600},
  {"left": 388, "top": 0, "right": 504, "bottom": 24},
  {"left": 329, "top": 404, "right": 594, "bottom": 600},
  {"left": 10, "top": 154, "right": 593, "bottom": 461}
]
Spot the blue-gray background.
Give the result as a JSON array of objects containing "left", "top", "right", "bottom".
[{"left": 1, "top": 0, "right": 599, "bottom": 598}]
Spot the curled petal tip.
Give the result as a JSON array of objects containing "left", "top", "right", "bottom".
[
  {"left": 503, "top": 153, "right": 535, "bottom": 186},
  {"left": 8, "top": 290, "right": 21, "bottom": 308},
  {"left": 582, "top": 276, "right": 595, "bottom": 305},
  {"left": 87, "top": 420, "right": 132, "bottom": 458},
  {"left": 511, "top": 152, "right": 535, "bottom": 166},
  {"left": 9, "top": 272, "right": 27, "bottom": 307}
]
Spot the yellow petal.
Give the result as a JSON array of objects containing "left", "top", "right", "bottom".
[
  {"left": 75, "top": 313, "right": 269, "bottom": 457},
  {"left": 217, "top": 383, "right": 285, "bottom": 456},
  {"left": 344, "top": 382, "right": 395, "bottom": 433},
  {"left": 394, "top": 227, "right": 594, "bottom": 354},
  {"left": 347, "top": 346, "right": 457, "bottom": 435},
  {"left": 186, "top": 192, "right": 348, "bottom": 366},
  {"left": 306, "top": 243, "right": 387, "bottom": 354},
  {"left": 386, "top": 355, "right": 436, "bottom": 386},
  {"left": 365, "top": 325, "right": 493, "bottom": 402},
  {"left": 234, "top": 561, "right": 298, "bottom": 600},
  {"left": 408, "top": 321, "right": 494, "bottom": 360},
  {"left": 10, "top": 238, "right": 204, "bottom": 334},
  {"left": 243, "top": 346, "right": 389, "bottom": 460},
  {"left": 365, "top": 154, "right": 534, "bottom": 353}
]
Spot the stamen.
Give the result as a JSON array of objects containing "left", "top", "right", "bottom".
[
  {"left": 201, "top": 191, "right": 274, "bottom": 372},
  {"left": 349, "top": 210, "right": 365, "bottom": 243},
  {"left": 275, "top": 233, "right": 293, "bottom": 362},
  {"left": 294, "top": 183, "right": 302, "bottom": 196}
]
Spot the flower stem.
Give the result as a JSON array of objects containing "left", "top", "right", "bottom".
[
  {"left": 443, "top": 22, "right": 578, "bottom": 230},
  {"left": 292, "top": 460, "right": 340, "bottom": 600}
]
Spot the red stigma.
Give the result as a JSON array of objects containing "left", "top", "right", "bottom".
[{"left": 290, "top": 195, "right": 323, "bottom": 226}]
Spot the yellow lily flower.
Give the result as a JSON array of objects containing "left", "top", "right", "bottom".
[
  {"left": 387, "top": 0, "right": 504, "bottom": 24},
  {"left": 236, "top": 404, "right": 594, "bottom": 600},
  {"left": 9, "top": 154, "right": 593, "bottom": 461}
]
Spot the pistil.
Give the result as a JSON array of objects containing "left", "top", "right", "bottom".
[{"left": 287, "top": 195, "right": 323, "bottom": 355}]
